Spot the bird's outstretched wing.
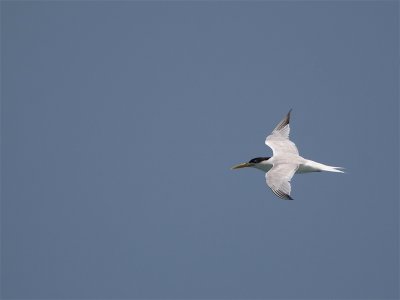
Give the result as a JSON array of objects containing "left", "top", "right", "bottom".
[
  {"left": 266, "top": 163, "right": 299, "bottom": 200},
  {"left": 265, "top": 109, "right": 299, "bottom": 156}
]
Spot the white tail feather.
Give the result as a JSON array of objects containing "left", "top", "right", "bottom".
[
  {"left": 320, "top": 165, "right": 345, "bottom": 173},
  {"left": 301, "top": 160, "right": 345, "bottom": 173}
]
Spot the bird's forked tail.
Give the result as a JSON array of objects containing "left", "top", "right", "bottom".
[
  {"left": 304, "top": 160, "right": 345, "bottom": 173},
  {"left": 320, "top": 165, "right": 345, "bottom": 173}
]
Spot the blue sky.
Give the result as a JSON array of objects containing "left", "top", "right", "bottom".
[{"left": 1, "top": 1, "right": 398, "bottom": 299}]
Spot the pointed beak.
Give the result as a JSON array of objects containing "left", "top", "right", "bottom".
[{"left": 231, "top": 162, "right": 254, "bottom": 170}]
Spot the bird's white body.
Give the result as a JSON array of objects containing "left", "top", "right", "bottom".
[
  {"left": 232, "top": 110, "right": 344, "bottom": 200},
  {"left": 254, "top": 157, "right": 343, "bottom": 174}
]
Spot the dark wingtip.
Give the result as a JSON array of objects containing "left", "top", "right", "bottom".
[
  {"left": 287, "top": 109, "right": 292, "bottom": 121},
  {"left": 283, "top": 193, "right": 294, "bottom": 200},
  {"left": 272, "top": 188, "right": 294, "bottom": 200},
  {"left": 274, "top": 109, "right": 292, "bottom": 132}
]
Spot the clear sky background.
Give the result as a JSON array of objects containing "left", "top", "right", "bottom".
[{"left": 1, "top": 1, "right": 398, "bottom": 299}]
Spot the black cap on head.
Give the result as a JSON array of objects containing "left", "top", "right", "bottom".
[{"left": 248, "top": 157, "right": 271, "bottom": 164}]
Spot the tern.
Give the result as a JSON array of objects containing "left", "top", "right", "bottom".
[{"left": 231, "top": 110, "right": 344, "bottom": 200}]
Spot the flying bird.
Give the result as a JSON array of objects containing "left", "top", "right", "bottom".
[{"left": 231, "top": 110, "right": 344, "bottom": 200}]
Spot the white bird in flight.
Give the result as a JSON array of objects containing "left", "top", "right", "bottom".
[{"left": 231, "top": 110, "right": 344, "bottom": 200}]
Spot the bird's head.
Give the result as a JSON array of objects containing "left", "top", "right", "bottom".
[{"left": 231, "top": 157, "right": 271, "bottom": 170}]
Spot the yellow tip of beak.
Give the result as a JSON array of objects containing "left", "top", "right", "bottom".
[{"left": 231, "top": 162, "right": 253, "bottom": 170}]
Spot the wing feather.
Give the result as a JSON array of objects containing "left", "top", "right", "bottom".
[
  {"left": 265, "top": 109, "right": 299, "bottom": 156},
  {"left": 266, "top": 164, "right": 298, "bottom": 200}
]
